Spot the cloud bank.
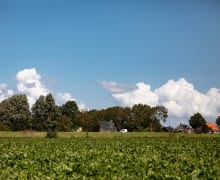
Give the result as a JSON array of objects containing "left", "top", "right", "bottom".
[
  {"left": 0, "top": 68, "right": 85, "bottom": 109},
  {"left": 99, "top": 78, "right": 220, "bottom": 119}
]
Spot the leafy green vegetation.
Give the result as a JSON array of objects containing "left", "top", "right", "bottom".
[
  {"left": 0, "top": 94, "right": 169, "bottom": 132},
  {"left": 0, "top": 136, "right": 219, "bottom": 179}
]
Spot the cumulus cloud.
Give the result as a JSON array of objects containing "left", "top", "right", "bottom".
[
  {"left": 15, "top": 68, "right": 86, "bottom": 109},
  {"left": 0, "top": 83, "right": 14, "bottom": 102},
  {"left": 16, "top": 68, "right": 50, "bottom": 107},
  {"left": 156, "top": 78, "right": 220, "bottom": 118},
  {"left": 100, "top": 78, "right": 220, "bottom": 119},
  {"left": 112, "top": 82, "right": 158, "bottom": 106}
]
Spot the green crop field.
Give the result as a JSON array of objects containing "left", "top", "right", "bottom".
[{"left": 0, "top": 134, "right": 219, "bottom": 179}]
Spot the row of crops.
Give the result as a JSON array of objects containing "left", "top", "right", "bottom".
[{"left": 0, "top": 136, "right": 219, "bottom": 179}]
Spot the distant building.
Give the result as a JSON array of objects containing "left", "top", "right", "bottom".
[
  {"left": 206, "top": 122, "right": 219, "bottom": 133},
  {"left": 175, "top": 123, "right": 193, "bottom": 133},
  {"left": 99, "top": 121, "right": 117, "bottom": 132}
]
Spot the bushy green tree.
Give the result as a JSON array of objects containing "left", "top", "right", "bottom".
[
  {"left": 31, "top": 95, "right": 47, "bottom": 130},
  {"left": 60, "top": 100, "right": 79, "bottom": 129},
  {"left": 189, "top": 113, "right": 209, "bottom": 133},
  {"left": 32, "top": 94, "right": 59, "bottom": 134},
  {"left": 56, "top": 115, "right": 72, "bottom": 131},
  {"left": 0, "top": 95, "right": 31, "bottom": 131}
]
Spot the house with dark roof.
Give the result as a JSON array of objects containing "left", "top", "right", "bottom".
[
  {"left": 99, "top": 121, "right": 117, "bottom": 132},
  {"left": 175, "top": 123, "right": 193, "bottom": 133}
]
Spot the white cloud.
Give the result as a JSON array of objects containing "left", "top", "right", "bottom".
[
  {"left": 0, "top": 83, "right": 14, "bottom": 102},
  {"left": 16, "top": 68, "right": 50, "bottom": 107},
  {"left": 112, "top": 82, "right": 158, "bottom": 106},
  {"left": 15, "top": 68, "right": 86, "bottom": 110},
  {"left": 156, "top": 78, "right": 220, "bottom": 118},
  {"left": 100, "top": 78, "right": 220, "bottom": 121}
]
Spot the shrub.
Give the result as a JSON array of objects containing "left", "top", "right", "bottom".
[
  {"left": 46, "top": 130, "right": 57, "bottom": 138},
  {"left": 0, "top": 122, "right": 10, "bottom": 131}
]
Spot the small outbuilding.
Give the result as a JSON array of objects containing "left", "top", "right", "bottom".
[
  {"left": 175, "top": 123, "right": 193, "bottom": 133},
  {"left": 99, "top": 121, "right": 117, "bottom": 132}
]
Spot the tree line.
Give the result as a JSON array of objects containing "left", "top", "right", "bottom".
[
  {"left": 1, "top": 93, "right": 219, "bottom": 133},
  {"left": 0, "top": 93, "right": 168, "bottom": 132}
]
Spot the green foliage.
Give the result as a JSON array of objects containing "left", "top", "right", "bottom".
[
  {"left": 0, "top": 94, "right": 31, "bottom": 131},
  {"left": 46, "top": 130, "right": 57, "bottom": 138},
  {"left": 77, "top": 110, "right": 99, "bottom": 132},
  {"left": 0, "top": 122, "right": 10, "bottom": 131},
  {"left": 189, "top": 113, "right": 209, "bottom": 133},
  {"left": 0, "top": 91, "right": 168, "bottom": 132},
  {"left": 60, "top": 101, "right": 79, "bottom": 122},
  {"left": 45, "top": 94, "right": 59, "bottom": 131},
  {"left": 0, "top": 137, "right": 219, "bottom": 179},
  {"left": 31, "top": 95, "right": 47, "bottom": 130},
  {"left": 32, "top": 94, "right": 59, "bottom": 131},
  {"left": 76, "top": 104, "right": 168, "bottom": 132},
  {"left": 56, "top": 115, "right": 72, "bottom": 131},
  {"left": 59, "top": 101, "right": 79, "bottom": 131}
]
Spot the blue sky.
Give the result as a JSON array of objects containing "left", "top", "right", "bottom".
[{"left": 1, "top": 0, "right": 220, "bottom": 125}]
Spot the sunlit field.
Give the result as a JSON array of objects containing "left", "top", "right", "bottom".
[{"left": 0, "top": 132, "right": 219, "bottom": 179}]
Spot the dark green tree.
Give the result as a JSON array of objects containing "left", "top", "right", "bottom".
[
  {"left": 60, "top": 100, "right": 79, "bottom": 129},
  {"left": 77, "top": 110, "right": 98, "bottom": 132},
  {"left": 56, "top": 115, "right": 72, "bottom": 131},
  {"left": 128, "top": 104, "right": 156, "bottom": 131},
  {"left": 31, "top": 95, "right": 47, "bottom": 130},
  {"left": 189, "top": 112, "right": 209, "bottom": 133},
  {"left": 0, "top": 95, "right": 31, "bottom": 131},
  {"left": 45, "top": 93, "right": 59, "bottom": 132},
  {"left": 216, "top": 116, "right": 220, "bottom": 127}
]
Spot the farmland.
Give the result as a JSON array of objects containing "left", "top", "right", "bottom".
[{"left": 0, "top": 133, "right": 219, "bottom": 179}]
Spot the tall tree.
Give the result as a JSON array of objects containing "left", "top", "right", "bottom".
[
  {"left": 128, "top": 104, "right": 159, "bottom": 131},
  {"left": 56, "top": 115, "right": 72, "bottom": 131},
  {"left": 0, "top": 95, "right": 31, "bottom": 131},
  {"left": 31, "top": 95, "right": 47, "bottom": 130},
  {"left": 189, "top": 112, "right": 209, "bottom": 133},
  {"left": 45, "top": 93, "right": 59, "bottom": 131},
  {"left": 60, "top": 100, "right": 79, "bottom": 129}
]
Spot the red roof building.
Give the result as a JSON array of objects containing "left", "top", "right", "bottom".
[{"left": 206, "top": 122, "right": 219, "bottom": 132}]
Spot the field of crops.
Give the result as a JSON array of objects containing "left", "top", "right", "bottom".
[{"left": 0, "top": 136, "right": 219, "bottom": 179}]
